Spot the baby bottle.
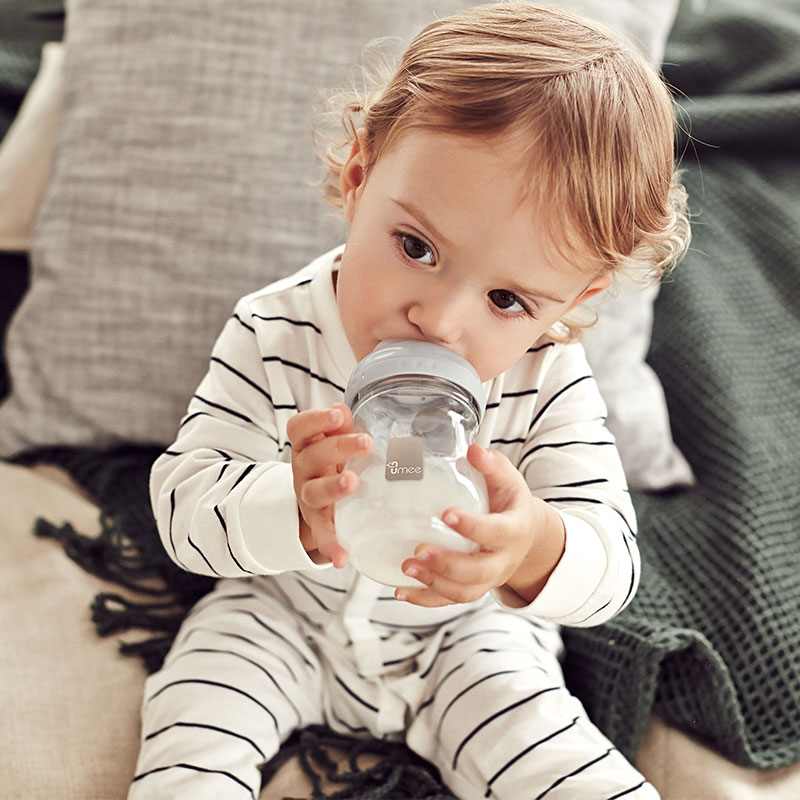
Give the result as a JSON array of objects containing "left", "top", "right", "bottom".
[{"left": 335, "top": 339, "right": 488, "bottom": 587}]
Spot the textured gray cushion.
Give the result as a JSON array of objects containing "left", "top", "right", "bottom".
[{"left": 0, "top": 0, "right": 692, "bottom": 489}]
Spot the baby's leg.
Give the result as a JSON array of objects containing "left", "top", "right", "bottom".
[
  {"left": 128, "top": 580, "right": 324, "bottom": 800},
  {"left": 406, "top": 609, "right": 657, "bottom": 800}
]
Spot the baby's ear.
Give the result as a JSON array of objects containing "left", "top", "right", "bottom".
[
  {"left": 341, "top": 128, "right": 370, "bottom": 222},
  {"left": 569, "top": 272, "right": 612, "bottom": 311}
]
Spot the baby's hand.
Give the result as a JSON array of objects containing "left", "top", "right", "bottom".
[
  {"left": 396, "top": 444, "right": 565, "bottom": 607},
  {"left": 286, "top": 403, "right": 372, "bottom": 568}
]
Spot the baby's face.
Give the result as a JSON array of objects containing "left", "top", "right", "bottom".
[{"left": 336, "top": 129, "right": 609, "bottom": 381}]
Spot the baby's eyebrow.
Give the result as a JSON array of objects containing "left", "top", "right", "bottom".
[
  {"left": 518, "top": 285, "right": 567, "bottom": 305},
  {"left": 390, "top": 198, "right": 455, "bottom": 250}
]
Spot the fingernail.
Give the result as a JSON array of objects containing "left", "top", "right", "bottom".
[
  {"left": 356, "top": 434, "right": 369, "bottom": 449},
  {"left": 405, "top": 566, "right": 419, "bottom": 578},
  {"left": 328, "top": 408, "right": 342, "bottom": 424},
  {"left": 395, "top": 592, "right": 408, "bottom": 602},
  {"left": 444, "top": 512, "right": 459, "bottom": 527}
]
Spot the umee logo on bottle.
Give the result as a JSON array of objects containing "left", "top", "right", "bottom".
[{"left": 385, "top": 437, "right": 424, "bottom": 481}]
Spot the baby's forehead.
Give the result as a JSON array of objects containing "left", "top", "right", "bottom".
[{"left": 376, "top": 127, "right": 602, "bottom": 275}]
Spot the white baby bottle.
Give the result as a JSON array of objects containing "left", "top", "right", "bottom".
[{"left": 335, "top": 339, "right": 488, "bottom": 587}]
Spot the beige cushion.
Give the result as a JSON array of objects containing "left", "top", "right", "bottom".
[
  {"left": 0, "top": 42, "right": 64, "bottom": 252},
  {"left": 0, "top": 461, "right": 143, "bottom": 799}
]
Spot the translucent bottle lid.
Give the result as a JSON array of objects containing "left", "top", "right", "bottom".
[{"left": 343, "top": 339, "right": 486, "bottom": 417}]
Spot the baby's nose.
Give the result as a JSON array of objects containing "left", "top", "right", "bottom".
[{"left": 407, "top": 287, "right": 471, "bottom": 345}]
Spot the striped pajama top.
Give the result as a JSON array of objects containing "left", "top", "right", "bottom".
[{"left": 150, "top": 246, "right": 640, "bottom": 656}]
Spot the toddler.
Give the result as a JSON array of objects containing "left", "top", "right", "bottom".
[{"left": 131, "top": 3, "right": 689, "bottom": 798}]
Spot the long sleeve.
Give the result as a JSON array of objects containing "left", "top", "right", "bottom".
[
  {"left": 149, "top": 251, "right": 354, "bottom": 578},
  {"left": 483, "top": 341, "right": 639, "bottom": 628}
]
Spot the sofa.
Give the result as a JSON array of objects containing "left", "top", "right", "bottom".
[{"left": 1, "top": 1, "right": 799, "bottom": 797}]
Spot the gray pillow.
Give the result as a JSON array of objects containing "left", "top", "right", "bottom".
[{"left": 0, "top": 0, "right": 692, "bottom": 490}]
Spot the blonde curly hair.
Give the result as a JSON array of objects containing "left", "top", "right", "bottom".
[{"left": 316, "top": 2, "right": 690, "bottom": 340}]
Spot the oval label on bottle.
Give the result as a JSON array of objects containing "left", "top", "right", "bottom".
[{"left": 385, "top": 437, "right": 424, "bottom": 481}]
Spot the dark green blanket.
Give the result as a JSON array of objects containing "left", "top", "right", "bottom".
[
  {"left": 563, "top": 0, "right": 800, "bottom": 770},
  {"left": 13, "top": 0, "right": 800, "bottom": 787}
]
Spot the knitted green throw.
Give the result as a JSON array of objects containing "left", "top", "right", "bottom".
[
  {"left": 562, "top": 0, "right": 800, "bottom": 770},
  {"left": 17, "top": 0, "right": 800, "bottom": 781}
]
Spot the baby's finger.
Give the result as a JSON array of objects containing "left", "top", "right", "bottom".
[
  {"left": 438, "top": 506, "right": 506, "bottom": 552},
  {"left": 287, "top": 404, "right": 353, "bottom": 451},
  {"left": 394, "top": 585, "right": 458, "bottom": 608},
  {"left": 300, "top": 470, "right": 359, "bottom": 510},
  {"left": 403, "top": 547, "right": 500, "bottom": 600},
  {"left": 316, "top": 531, "right": 349, "bottom": 569},
  {"left": 466, "top": 444, "right": 520, "bottom": 512},
  {"left": 304, "top": 511, "right": 348, "bottom": 569},
  {"left": 295, "top": 431, "right": 372, "bottom": 479}
]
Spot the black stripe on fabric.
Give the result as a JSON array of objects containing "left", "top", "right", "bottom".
[
  {"left": 608, "top": 781, "right": 648, "bottom": 799},
  {"left": 269, "top": 582, "right": 329, "bottom": 636},
  {"left": 613, "top": 505, "right": 637, "bottom": 538},
  {"left": 251, "top": 313, "right": 322, "bottom": 335},
  {"left": 295, "top": 574, "right": 346, "bottom": 594},
  {"left": 235, "top": 610, "right": 315, "bottom": 669},
  {"left": 542, "top": 495, "right": 605, "bottom": 506},
  {"left": 212, "top": 505, "right": 255, "bottom": 576},
  {"left": 417, "top": 662, "right": 466, "bottom": 712},
  {"left": 574, "top": 596, "right": 614, "bottom": 626},
  {"left": 452, "top": 686, "right": 560, "bottom": 770},
  {"left": 180, "top": 628, "right": 302, "bottom": 683},
  {"left": 209, "top": 357, "right": 278, "bottom": 406},
  {"left": 484, "top": 716, "right": 580, "bottom": 797},
  {"left": 184, "top": 592, "right": 258, "bottom": 621},
  {"left": 534, "top": 747, "right": 615, "bottom": 800},
  {"left": 261, "top": 356, "right": 346, "bottom": 394},
  {"left": 132, "top": 763, "right": 255, "bottom": 797},
  {"left": 520, "top": 439, "right": 616, "bottom": 464},
  {"left": 485, "top": 388, "right": 540, "bottom": 411},
  {"left": 333, "top": 675, "right": 379, "bottom": 714},
  {"left": 417, "top": 631, "right": 507, "bottom": 680},
  {"left": 168, "top": 487, "right": 220, "bottom": 576},
  {"left": 179, "top": 410, "right": 211, "bottom": 429},
  {"left": 382, "top": 644, "right": 427, "bottom": 668},
  {"left": 490, "top": 437, "right": 526, "bottom": 446},
  {"left": 367, "top": 611, "right": 471, "bottom": 631},
  {"left": 144, "top": 720, "right": 266, "bottom": 759},
  {"left": 193, "top": 394, "right": 254, "bottom": 425},
  {"left": 187, "top": 531, "right": 222, "bottom": 578},
  {"left": 620, "top": 535, "right": 638, "bottom": 608},
  {"left": 230, "top": 463, "right": 256, "bottom": 491},
  {"left": 176, "top": 647, "right": 304, "bottom": 727},
  {"left": 528, "top": 375, "right": 594, "bottom": 432},
  {"left": 293, "top": 577, "right": 334, "bottom": 612},
  {"left": 149, "top": 679, "right": 279, "bottom": 733},
  {"left": 435, "top": 670, "right": 522, "bottom": 739},
  {"left": 232, "top": 312, "right": 255, "bottom": 333},
  {"left": 328, "top": 709, "right": 370, "bottom": 735},
  {"left": 527, "top": 342, "right": 555, "bottom": 354},
  {"left": 167, "top": 489, "right": 186, "bottom": 570},
  {"left": 553, "top": 478, "right": 609, "bottom": 488},
  {"left": 568, "top": 527, "right": 636, "bottom": 626}
]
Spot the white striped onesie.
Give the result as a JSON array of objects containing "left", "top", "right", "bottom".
[{"left": 131, "top": 247, "right": 658, "bottom": 799}]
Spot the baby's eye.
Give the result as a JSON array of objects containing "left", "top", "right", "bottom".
[
  {"left": 488, "top": 289, "right": 528, "bottom": 315},
  {"left": 401, "top": 234, "right": 436, "bottom": 265}
]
